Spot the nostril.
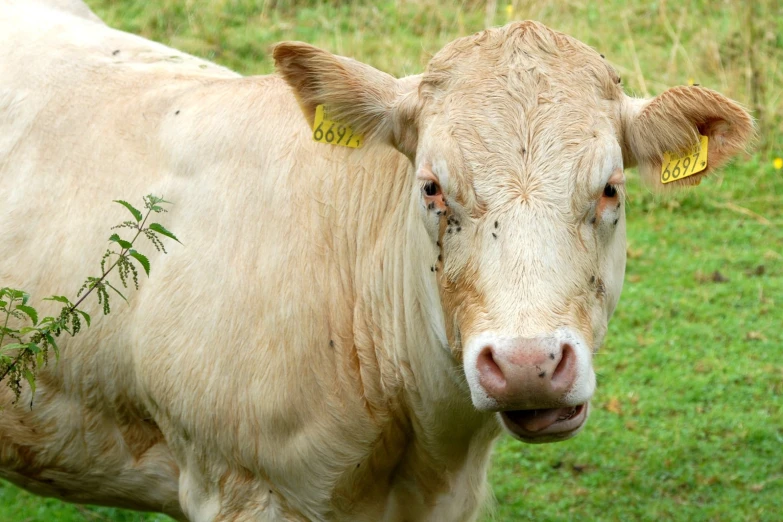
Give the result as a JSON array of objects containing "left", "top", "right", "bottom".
[
  {"left": 477, "top": 346, "right": 506, "bottom": 392},
  {"left": 551, "top": 342, "right": 577, "bottom": 391}
]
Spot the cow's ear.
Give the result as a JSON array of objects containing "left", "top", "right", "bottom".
[
  {"left": 621, "top": 86, "right": 754, "bottom": 191},
  {"left": 273, "top": 42, "right": 420, "bottom": 158}
]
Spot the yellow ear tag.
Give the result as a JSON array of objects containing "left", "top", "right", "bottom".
[
  {"left": 312, "top": 105, "right": 363, "bottom": 148},
  {"left": 661, "top": 135, "right": 708, "bottom": 184}
]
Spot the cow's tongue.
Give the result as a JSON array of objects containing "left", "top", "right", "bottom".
[{"left": 504, "top": 406, "right": 579, "bottom": 432}]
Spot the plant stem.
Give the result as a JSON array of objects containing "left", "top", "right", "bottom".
[
  {"left": 70, "top": 208, "right": 151, "bottom": 311},
  {"left": 0, "top": 293, "right": 14, "bottom": 352},
  {"left": 0, "top": 353, "right": 24, "bottom": 384},
  {"left": 0, "top": 296, "right": 24, "bottom": 384},
  {"left": 0, "top": 205, "right": 154, "bottom": 385}
]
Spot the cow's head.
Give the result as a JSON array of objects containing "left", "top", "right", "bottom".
[{"left": 274, "top": 22, "right": 753, "bottom": 443}]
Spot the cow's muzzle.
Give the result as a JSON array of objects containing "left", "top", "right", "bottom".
[{"left": 463, "top": 330, "right": 595, "bottom": 442}]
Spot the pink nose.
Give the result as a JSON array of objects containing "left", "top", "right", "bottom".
[{"left": 476, "top": 337, "right": 579, "bottom": 409}]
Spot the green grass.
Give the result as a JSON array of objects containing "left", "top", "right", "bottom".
[{"left": 2, "top": 1, "right": 782, "bottom": 520}]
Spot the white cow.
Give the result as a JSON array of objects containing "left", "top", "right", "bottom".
[{"left": 0, "top": 0, "right": 753, "bottom": 520}]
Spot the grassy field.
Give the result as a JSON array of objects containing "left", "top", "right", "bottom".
[{"left": 2, "top": 0, "right": 782, "bottom": 520}]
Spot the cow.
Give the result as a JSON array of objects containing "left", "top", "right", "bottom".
[{"left": 0, "top": 0, "right": 753, "bottom": 520}]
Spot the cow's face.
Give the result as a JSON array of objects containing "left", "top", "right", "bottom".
[
  {"left": 411, "top": 42, "right": 627, "bottom": 442},
  {"left": 275, "top": 22, "right": 752, "bottom": 443}
]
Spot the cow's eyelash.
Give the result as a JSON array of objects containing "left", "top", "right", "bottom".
[
  {"left": 422, "top": 180, "right": 441, "bottom": 197},
  {"left": 598, "top": 183, "right": 625, "bottom": 201}
]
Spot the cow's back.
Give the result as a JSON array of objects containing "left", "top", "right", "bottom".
[{"left": 26, "top": 0, "right": 105, "bottom": 24}]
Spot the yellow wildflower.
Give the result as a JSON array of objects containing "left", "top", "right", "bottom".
[
  {"left": 505, "top": 4, "right": 514, "bottom": 21},
  {"left": 774, "top": 157, "right": 783, "bottom": 170}
]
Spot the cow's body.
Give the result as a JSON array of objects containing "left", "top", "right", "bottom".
[
  {"left": 0, "top": 1, "right": 752, "bottom": 521},
  {"left": 1, "top": 2, "right": 495, "bottom": 520}
]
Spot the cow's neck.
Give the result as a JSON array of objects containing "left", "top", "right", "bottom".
[{"left": 341, "top": 148, "right": 500, "bottom": 500}]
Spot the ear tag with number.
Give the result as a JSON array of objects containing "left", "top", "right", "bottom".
[
  {"left": 661, "top": 135, "right": 708, "bottom": 184},
  {"left": 312, "top": 105, "right": 363, "bottom": 148}
]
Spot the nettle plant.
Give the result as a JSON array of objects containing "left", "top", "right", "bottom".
[{"left": 0, "top": 195, "right": 179, "bottom": 405}]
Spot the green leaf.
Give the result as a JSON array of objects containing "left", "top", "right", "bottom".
[
  {"left": 19, "top": 326, "right": 39, "bottom": 335},
  {"left": 25, "top": 342, "right": 40, "bottom": 354},
  {"left": 8, "top": 289, "right": 19, "bottom": 298},
  {"left": 76, "top": 309, "right": 91, "bottom": 327},
  {"left": 114, "top": 199, "right": 143, "bottom": 222},
  {"left": 44, "top": 295, "right": 72, "bottom": 305},
  {"left": 22, "top": 369, "right": 36, "bottom": 395},
  {"left": 148, "top": 223, "right": 181, "bottom": 243},
  {"left": 128, "top": 250, "right": 150, "bottom": 276},
  {"left": 105, "top": 282, "right": 128, "bottom": 302},
  {"left": 45, "top": 333, "right": 59, "bottom": 358},
  {"left": 0, "top": 300, "right": 7, "bottom": 308},
  {"left": 109, "top": 233, "right": 133, "bottom": 249},
  {"left": 15, "top": 304, "right": 38, "bottom": 325},
  {"left": 146, "top": 195, "right": 171, "bottom": 208},
  {"left": 5, "top": 289, "right": 29, "bottom": 304},
  {"left": 1, "top": 342, "right": 26, "bottom": 354}
]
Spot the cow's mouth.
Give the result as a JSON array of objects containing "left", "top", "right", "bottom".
[{"left": 499, "top": 402, "right": 589, "bottom": 443}]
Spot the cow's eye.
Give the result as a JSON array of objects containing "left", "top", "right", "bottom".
[
  {"left": 603, "top": 184, "right": 617, "bottom": 198},
  {"left": 423, "top": 181, "right": 441, "bottom": 197}
]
